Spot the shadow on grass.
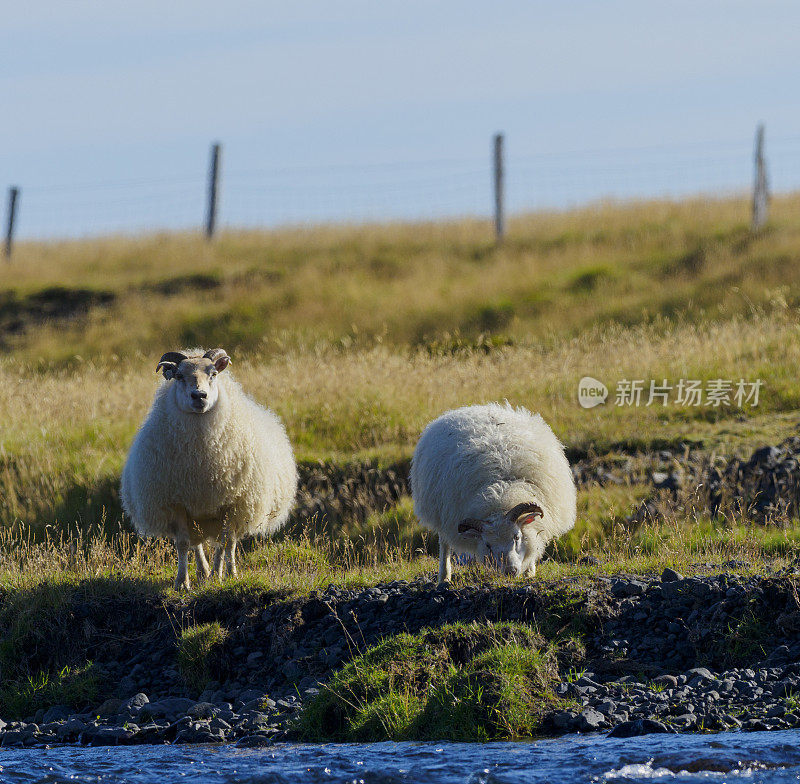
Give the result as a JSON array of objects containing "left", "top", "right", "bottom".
[{"left": 0, "top": 573, "right": 292, "bottom": 717}]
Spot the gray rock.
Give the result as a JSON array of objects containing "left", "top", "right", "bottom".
[
  {"left": 56, "top": 718, "right": 87, "bottom": 740},
  {"left": 551, "top": 710, "right": 577, "bottom": 731},
  {"left": 241, "top": 712, "right": 273, "bottom": 731},
  {"left": 120, "top": 693, "right": 149, "bottom": 712},
  {"left": 175, "top": 721, "right": 224, "bottom": 744},
  {"left": 611, "top": 580, "right": 647, "bottom": 598},
  {"left": 42, "top": 705, "right": 71, "bottom": 723},
  {"left": 671, "top": 713, "right": 698, "bottom": 729},
  {"left": 608, "top": 719, "right": 672, "bottom": 738},
  {"left": 87, "top": 726, "right": 137, "bottom": 746},
  {"left": 1, "top": 730, "right": 32, "bottom": 747},
  {"left": 96, "top": 698, "right": 124, "bottom": 718},
  {"left": 596, "top": 700, "right": 617, "bottom": 716},
  {"left": 653, "top": 675, "right": 678, "bottom": 689},
  {"left": 187, "top": 702, "right": 218, "bottom": 720},
  {"left": 238, "top": 689, "right": 267, "bottom": 703},
  {"left": 142, "top": 697, "right": 195, "bottom": 720},
  {"left": 575, "top": 708, "right": 606, "bottom": 731},
  {"left": 661, "top": 568, "right": 683, "bottom": 582}
]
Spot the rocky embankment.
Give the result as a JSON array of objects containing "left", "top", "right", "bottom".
[
  {"left": 293, "top": 434, "right": 800, "bottom": 533},
  {"left": 3, "top": 565, "right": 800, "bottom": 746}
]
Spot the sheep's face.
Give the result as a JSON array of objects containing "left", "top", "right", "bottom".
[
  {"left": 156, "top": 349, "right": 231, "bottom": 415},
  {"left": 458, "top": 502, "right": 543, "bottom": 577}
]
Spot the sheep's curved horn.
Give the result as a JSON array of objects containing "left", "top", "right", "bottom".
[
  {"left": 203, "top": 348, "right": 229, "bottom": 362},
  {"left": 203, "top": 348, "right": 231, "bottom": 371},
  {"left": 156, "top": 351, "right": 187, "bottom": 373},
  {"left": 458, "top": 518, "right": 486, "bottom": 534},
  {"left": 507, "top": 502, "right": 544, "bottom": 524}
]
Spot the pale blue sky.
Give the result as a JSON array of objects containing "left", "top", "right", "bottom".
[{"left": 3, "top": 1, "right": 800, "bottom": 237}]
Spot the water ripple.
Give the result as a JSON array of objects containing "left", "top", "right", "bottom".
[{"left": 1, "top": 730, "right": 800, "bottom": 784}]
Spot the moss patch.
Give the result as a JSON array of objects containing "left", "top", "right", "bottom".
[{"left": 299, "top": 622, "right": 569, "bottom": 741}]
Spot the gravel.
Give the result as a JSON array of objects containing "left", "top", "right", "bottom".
[{"left": 2, "top": 563, "right": 800, "bottom": 746}]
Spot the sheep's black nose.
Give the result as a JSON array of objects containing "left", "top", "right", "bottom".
[{"left": 191, "top": 390, "right": 207, "bottom": 400}]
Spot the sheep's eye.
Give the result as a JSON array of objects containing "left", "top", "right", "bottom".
[
  {"left": 210, "top": 372, "right": 217, "bottom": 380},
  {"left": 174, "top": 373, "right": 184, "bottom": 381}
]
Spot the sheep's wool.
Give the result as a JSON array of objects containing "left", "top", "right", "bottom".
[
  {"left": 121, "top": 374, "right": 297, "bottom": 543},
  {"left": 411, "top": 402, "right": 576, "bottom": 553}
]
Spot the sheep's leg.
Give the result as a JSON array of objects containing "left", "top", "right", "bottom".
[
  {"left": 174, "top": 540, "right": 191, "bottom": 592},
  {"left": 523, "top": 536, "right": 546, "bottom": 579},
  {"left": 224, "top": 538, "right": 238, "bottom": 578},
  {"left": 194, "top": 543, "right": 211, "bottom": 583},
  {"left": 438, "top": 540, "right": 452, "bottom": 584},
  {"left": 212, "top": 545, "right": 225, "bottom": 580}
]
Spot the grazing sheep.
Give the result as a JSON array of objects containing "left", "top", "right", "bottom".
[
  {"left": 121, "top": 348, "right": 297, "bottom": 591},
  {"left": 410, "top": 403, "right": 576, "bottom": 584}
]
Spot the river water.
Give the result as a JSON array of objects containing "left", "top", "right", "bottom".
[{"left": 1, "top": 730, "right": 800, "bottom": 783}]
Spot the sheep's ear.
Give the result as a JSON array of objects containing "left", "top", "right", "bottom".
[
  {"left": 458, "top": 518, "right": 486, "bottom": 539},
  {"left": 204, "top": 348, "right": 230, "bottom": 373},
  {"left": 156, "top": 361, "right": 178, "bottom": 380},
  {"left": 508, "top": 502, "right": 544, "bottom": 527}
]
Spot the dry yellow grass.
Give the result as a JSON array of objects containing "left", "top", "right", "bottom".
[
  {"left": 1, "top": 309, "right": 798, "bottom": 533},
  {"left": 2, "top": 193, "right": 800, "bottom": 554}
]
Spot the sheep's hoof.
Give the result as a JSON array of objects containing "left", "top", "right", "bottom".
[{"left": 174, "top": 576, "right": 191, "bottom": 592}]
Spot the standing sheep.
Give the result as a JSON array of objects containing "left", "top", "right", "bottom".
[
  {"left": 411, "top": 403, "right": 576, "bottom": 584},
  {"left": 121, "top": 348, "right": 297, "bottom": 591}
]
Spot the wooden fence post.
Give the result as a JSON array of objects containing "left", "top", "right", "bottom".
[
  {"left": 205, "top": 142, "right": 221, "bottom": 239},
  {"left": 752, "top": 124, "right": 769, "bottom": 232},
  {"left": 4, "top": 187, "right": 19, "bottom": 260},
  {"left": 493, "top": 133, "right": 505, "bottom": 243}
]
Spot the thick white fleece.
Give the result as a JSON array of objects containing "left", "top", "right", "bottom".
[
  {"left": 120, "top": 374, "right": 297, "bottom": 544},
  {"left": 410, "top": 402, "right": 576, "bottom": 553}
]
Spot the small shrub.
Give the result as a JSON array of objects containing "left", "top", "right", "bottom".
[
  {"left": 177, "top": 622, "right": 229, "bottom": 693},
  {"left": 567, "top": 264, "right": 617, "bottom": 292}
]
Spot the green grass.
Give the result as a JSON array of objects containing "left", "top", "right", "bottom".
[
  {"left": 177, "top": 622, "right": 229, "bottom": 693},
  {"left": 0, "top": 664, "right": 98, "bottom": 720},
  {"left": 722, "top": 605, "right": 771, "bottom": 664},
  {"left": 298, "top": 622, "right": 570, "bottom": 741}
]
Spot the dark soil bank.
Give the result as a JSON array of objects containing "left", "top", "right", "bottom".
[{"left": 3, "top": 567, "right": 800, "bottom": 746}]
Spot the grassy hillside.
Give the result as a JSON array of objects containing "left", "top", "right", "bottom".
[
  {"left": 4, "top": 194, "right": 800, "bottom": 363},
  {"left": 2, "top": 193, "right": 800, "bottom": 547}
]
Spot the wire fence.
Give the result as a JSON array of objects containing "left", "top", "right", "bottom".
[{"left": 5, "top": 127, "right": 800, "bottom": 248}]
